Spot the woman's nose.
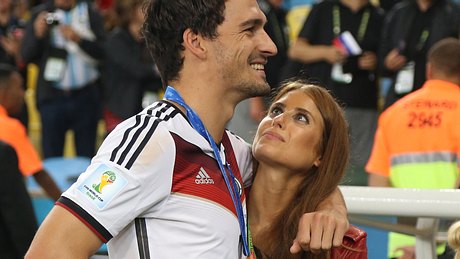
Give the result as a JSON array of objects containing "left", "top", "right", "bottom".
[{"left": 271, "top": 113, "right": 285, "bottom": 128}]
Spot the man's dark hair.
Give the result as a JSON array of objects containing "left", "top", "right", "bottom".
[
  {"left": 142, "top": 0, "right": 226, "bottom": 86},
  {"left": 428, "top": 38, "right": 460, "bottom": 77}
]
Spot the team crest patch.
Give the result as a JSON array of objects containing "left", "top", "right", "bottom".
[{"left": 78, "top": 164, "right": 127, "bottom": 209}]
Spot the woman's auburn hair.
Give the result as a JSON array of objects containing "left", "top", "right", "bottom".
[{"left": 259, "top": 79, "right": 350, "bottom": 259}]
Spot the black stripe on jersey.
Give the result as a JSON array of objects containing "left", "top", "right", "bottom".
[
  {"left": 117, "top": 104, "right": 169, "bottom": 166},
  {"left": 57, "top": 196, "right": 113, "bottom": 242},
  {"left": 110, "top": 115, "right": 142, "bottom": 162},
  {"left": 146, "top": 102, "right": 163, "bottom": 116},
  {"left": 125, "top": 109, "right": 180, "bottom": 169},
  {"left": 154, "top": 104, "right": 171, "bottom": 118},
  {"left": 126, "top": 118, "right": 159, "bottom": 170},
  {"left": 135, "top": 218, "right": 151, "bottom": 259},
  {"left": 167, "top": 109, "right": 180, "bottom": 119},
  {"left": 156, "top": 104, "right": 172, "bottom": 118},
  {"left": 116, "top": 115, "right": 152, "bottom": 166},
  {"left": 114, "top": 103, "right": 168, "bottom": 166},
  {"left": 110, "top": 102, "right": 164, "bottom": 163}
]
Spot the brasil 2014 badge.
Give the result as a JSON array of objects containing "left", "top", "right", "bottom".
[{"left": 78, "top": 164, "right": 127, "bottom": 210}]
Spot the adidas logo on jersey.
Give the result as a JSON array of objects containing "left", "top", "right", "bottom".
[{"left": 195, "top": 168, "right": 214, "bottom": 184}]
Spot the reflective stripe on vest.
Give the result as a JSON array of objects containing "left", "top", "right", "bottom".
[{"left": 389, "top": 151, "right": 459, "bottom": 188}]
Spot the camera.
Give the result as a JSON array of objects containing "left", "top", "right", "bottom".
[{"left": 45, "top": 12, "right": 60, "bottom": 26}]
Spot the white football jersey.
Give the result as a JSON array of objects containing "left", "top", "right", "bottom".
[{"left": 59, "top": 101, "right": 254, "bottom": 258}]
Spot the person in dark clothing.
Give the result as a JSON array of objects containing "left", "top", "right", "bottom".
[
  {"left": 0, "top": 140, "right": 38, "bottom": 259},
  {"left": 0, "top": 63, "right": 62, "bottom": 201},
  {"left": 0, "top": 0, "right": 28, "bottom": 129},
  {"left": 259, "top": 0, "right": 289, "bottom": 90},
  {"left": 102, "top": 0, "right": 162, "bottom": 133},
  {"left": 0, "top": 0, "right": 23, "bottom": 66},
  {"left": 20, "top": 0, "right": 106, "bottom": 158},
  {"left": 288, "top": 0, "right": 384, "bottom": 186},
  {"left": 380, "top": 0, "right": 460, "bottom": 109}
]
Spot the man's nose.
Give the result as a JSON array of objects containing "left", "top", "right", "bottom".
[{"left": 260, "top": 30, "right": 278, "bottom": 58}]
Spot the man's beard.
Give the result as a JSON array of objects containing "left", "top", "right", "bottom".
[{"left": 239, "top": 80, "right": 271, "bottom": 98}]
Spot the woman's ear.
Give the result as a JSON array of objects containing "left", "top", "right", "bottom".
[
  {"left": 182, "top": 28, "right": 206, "bottom": 59},
  {"left": 313, "top": 157, "right": 321, "bottom": 168}
]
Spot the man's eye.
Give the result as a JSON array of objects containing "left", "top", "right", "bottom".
[{"left": 243, "top": 27, "right": 256, "bottom": 34}]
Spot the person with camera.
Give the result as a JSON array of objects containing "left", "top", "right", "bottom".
[
  {"left": 0, "top": 0, "right": 29, "bottom": 129},
  {"left": 21, "top": 0, "right": 105, "bottom": 159},
  {"left": 0, "top": 0, "right": 24, "bottom": 67}
]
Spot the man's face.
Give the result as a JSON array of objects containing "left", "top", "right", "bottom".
[
  {"left": 207, "top": 0, "right": 277, "bottom": 98},
  {"left": 4, "top": 73, "right": 24, "bottom": 115}
]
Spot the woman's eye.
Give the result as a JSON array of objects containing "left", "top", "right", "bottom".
[
  {"left": 269, "top": 107, "right": 282, "bottom": 117},
  {"left": 295, "top": 114, "right": 309, "bottom": 123}
]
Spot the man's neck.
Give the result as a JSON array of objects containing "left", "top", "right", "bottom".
[
  {"left": 168, "top": 83, "right": 236, "bottom": 143},
  {"left": 341, "top": 0, "right": 368, "bottom": 12},
  {"left": 430, "top": 75, "right": 460, "bottom": 86}
]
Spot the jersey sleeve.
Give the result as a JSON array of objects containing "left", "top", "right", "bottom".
[{"left": 59, "top": 116, "right": 176, "bottom": 242}]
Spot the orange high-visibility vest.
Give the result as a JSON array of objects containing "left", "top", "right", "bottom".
[{"left": 366, "top": 80, "right": 460, "bottom": 257}]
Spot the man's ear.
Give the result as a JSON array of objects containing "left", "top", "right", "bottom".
[{"left": 183, "top": 28, "right": 206, "bottom": 59}]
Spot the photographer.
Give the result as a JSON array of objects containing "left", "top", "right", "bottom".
[
  {"left": 0, "top": 0, "right": 28, "bottom": 128},
  {"left": 21, "top": 0, "right": 105, "bottom": 159}
]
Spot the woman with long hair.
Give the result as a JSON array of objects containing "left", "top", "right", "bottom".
[{"left": 247, "top": 79, "right": 366, "bottom": 258}]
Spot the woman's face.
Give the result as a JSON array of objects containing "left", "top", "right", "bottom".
[{"left": 252, "top": 89, "right": 324, "bottom": 172}]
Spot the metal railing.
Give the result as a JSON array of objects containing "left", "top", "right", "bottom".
[{"left": 339, "top": 186, "right": 460, "bottom": 259}]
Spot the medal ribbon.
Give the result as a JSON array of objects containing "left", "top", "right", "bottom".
[{"left": 164, "top": 86, "right": 250, "bottom": 256}]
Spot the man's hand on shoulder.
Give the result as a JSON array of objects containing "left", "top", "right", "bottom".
[{"left": 290, "top": 188, "right": 349, "bottom": 254}]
